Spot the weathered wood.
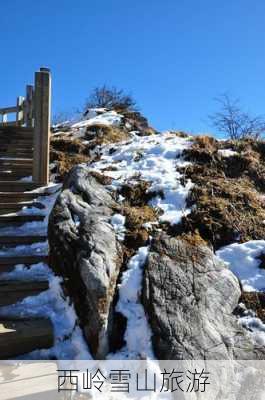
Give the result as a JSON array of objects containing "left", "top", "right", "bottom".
[
  {"left": 0, "top": 106, "right": 18, "bottom": 114},
  {"left": 23, "top": 85, "right": 34, "bottom": 127},
  {"left": 33, "top": 68, "right": 51, "bottom": 185},
  {"left": 0, "top": 235, "right": 46, "bottom": 246},
  {"left": 0, "top": 255, "right": 48, "bottom": 268},
  {"left": 0, "top": 181, "right": 42, "bottom": 191},
  {"left": 0, "top": 201, "right": 45, "bottom": 212},
  {"left": 16, "top": 96, "right": 24, "bottom": 125},
  {"left": 0, "top": 192, "right": 45, "bottom": 201},
  {"left": 0, "top": 280, "right": 49, "bottom": 306},
  {"left": 0, "top": 318, "right": 53, "bottom": 359},
  {"left": 0, "top": 214, "right": 45, "bottom": 223},
  {"left": 0, "top": 157, "right": 33, "bottom": 163}
]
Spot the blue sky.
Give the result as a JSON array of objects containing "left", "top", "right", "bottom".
[{"left": 1, "top": 0, "right": 265, "bottom": 134}]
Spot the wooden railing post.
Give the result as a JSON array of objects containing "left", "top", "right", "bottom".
[
  {"left": 23, "top": 85, "right": 34, "bottom": 127},
  {"left": 16, "top": 96, "right": 24, "bottom": 126},
  {"left": 33, "top": 68, "right": 51, "bottom": 185}
]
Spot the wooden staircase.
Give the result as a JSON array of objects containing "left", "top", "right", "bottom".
[{"left": 0, "top": 69, "right": 55, "bottom": 359}]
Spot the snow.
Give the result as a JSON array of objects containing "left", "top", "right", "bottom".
[
  {"left": 217, "top": 240, "right": 265, "bottom": 292},
  {"left": 218, "top": 149, "right": 238, "bottom": 157},
  {"left": 72, "top": 110, "right": 122, "bottom": 129},
  {"left": 110, "top": 213, "right": 126, "bottom": 241},
  {"left": 239, "top": 308, "right": 265, "bottom": 346},
  {"left": 108, "top": 246, "right": 154, "bottom": 360},
  {"left": 90, "top": 132, "right": 193, "bottom": 225},
  {"left": 217, "top": 240, "right": 265, "bottom": 347}
]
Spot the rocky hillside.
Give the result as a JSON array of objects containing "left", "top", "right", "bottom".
[{"left": 47, "top": 108, "right": 265, "bottom": 360}]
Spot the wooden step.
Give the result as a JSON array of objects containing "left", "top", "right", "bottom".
[
  {"left": 0, "top": 165, "right": 32, "bottom": 171},
  {"left": 0, "top": 137, "right": 33, "bottom": 142},
  {"left": 0, "top": 146, "right": 33, "bottom": 150},
  {"left": 0, "top": 318, "right": 53, "bottom": 359},
  {"left": 0, "top": 192, "right": 45, "bottom": 201},
  {"left": 0, "top": 126, "right": 34, "bottom": 134},
  {"left": 0, "top": 151, "right": 33, "bottom": 159},
  {"left": 0, "top": 173, "right": 32, "bottom": 181},
  {"left": 0, "top": 235, "right": 47, "bottom": 246},
  {"left": 0, "top": 158, "right": 32, "bottom": 164},
  {"left": 0, "top": 214, "right": 45, "bottom": 223},
  {"left": 0, "top": 181, "right": 42, "bottom": 192},
  {"left": 0, "top": 280, "right": 49, "bottom": 306},
  {"left": 0, "top": 202, "right": 45, "bottom": 215},
  {"left": 0, "top": 201, "right": 45, "bottom": 209},
  {"left": 0, "top": 255, "right": 48, "bottom": 272}
]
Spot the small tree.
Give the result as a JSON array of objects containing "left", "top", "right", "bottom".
[
  {"left": 84, "top": 85, "right": 137, "bottom": 114},
  {"left": 209, "top": 94, "right": 265, "bottom": 140}
]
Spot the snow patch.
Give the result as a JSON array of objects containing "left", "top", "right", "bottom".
[
  {"left": 72, "top": 110, "right": 122, "bottom": 129},
  {"left": 218, "top": 149, "right": 238, "bottom": 157},
  {"left": 90, "top": 132, "right": 193, "bottom": 226},
  {"left": 108, "top": 246, "right": 154, "bottom": 360},
  {"left": 110, "top": 213, "right": 126, "bottom": 241},
  {"left": 217, "top": 240, "right": 265, "bottom": 347},
  {"left": 217, "top": 240, "right": 265, "bottom": 292}
]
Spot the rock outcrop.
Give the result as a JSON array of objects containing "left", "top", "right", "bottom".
[
  {"left": 48, "top": 165, "right": 123, "bottom": 358},
  {"left": 142, "top": 233, "right": 265, "bottom": 359}
]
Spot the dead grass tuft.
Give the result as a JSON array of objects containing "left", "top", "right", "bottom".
[
  {"left": 240, "top": 292, "right": 265, "bottom": 323},
  {"left": 86, "top": 124, "right": 130, "bottom": 144},
  {"left": 178, "top": 136, "right": 265, "bottom": 249}
]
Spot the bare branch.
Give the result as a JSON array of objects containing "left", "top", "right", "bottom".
[{"left": 209, "top": 94, "right": 265, "bottom": 140}]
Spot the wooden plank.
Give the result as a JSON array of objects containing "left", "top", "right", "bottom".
[
  {"left": 0, "top": 235, "right": 46, "bottom": 246},
  {"left": 0, "top": 106, "right": 18, "bottom": 114},
  {"left": 16, "top": 96, "right": 24, "bottom": 125},
  {"left": 0, "top": 192, "right": 40, "bottom": 201},
  {"left": 0, "top": 255, "right": 48, "bottom": 267},
  {"left": 23, "top": 85, "right": 34, "bottom": 128},
  {"left": 33, "top": 68, "right": 51, "bottom": 185},
  {"left": 0, "top": 153, "right": 33, "bottom": 159},
  {"left": 0, "top": 121, "right": 18, "bottom": 127},
  {"left": 0, "top": 157, "right": 33, "bottom": 161},
  {"left": 0, "top": 201, "right": 45, "bottom": 208},
  {"left": 0, "top": 280, "right": 49, "bottom": 306},
  {"left": 0, "top": 214, "right": 45, "bottom": 223},
  {"left": 0, "top": 126, "right": 34, "bottom": 133},
  {"left": 0, "top": 318, "right": 53, "bottom": 359},
  {"left": 0, "top": 181, "right": 42, "bottom": 191}
]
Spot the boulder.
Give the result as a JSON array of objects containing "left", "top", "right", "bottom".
[
  {"left": 48, "top": 165, "right": 123, "bottom": 358},
  {"left": 142, "top": 233, "right": 265, "bottom": 360}
]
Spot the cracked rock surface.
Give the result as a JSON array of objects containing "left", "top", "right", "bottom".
[
  {"left": 142, "top": 233, "right": 265, "bottom": 360},
  {"left": 48, "top": 165, "right": 122, "bottom": 358}
]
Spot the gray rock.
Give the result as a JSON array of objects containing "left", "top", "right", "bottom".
[
  {"left": 48, "top": 165, "right": 123, "bottom": 358},
  {"left": 142, "top": 233, "right": 265, "bottom": 360}
]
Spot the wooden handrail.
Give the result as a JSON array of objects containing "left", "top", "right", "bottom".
[
  {"left": 32, "top": 68, "right": 51, "bottom": 185},
  {"left": 0, "top": 68, "right": 51, "bottom": 185}
]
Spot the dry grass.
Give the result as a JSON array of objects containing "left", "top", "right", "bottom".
[
  {"left": 240, "top": 292, "right": 265, "bottom": 323},
  {"left": 50, "top": 151, "right": 89, "bottom": 182},
  {"left": 177, "top": 135, "right": 265, "bottom": 249},
  {"left": 122, "top": 204, "right": 157, "bottom": 229},
  {"left": 51, "top": 137, "right": 87, "bottom": 154},
  {"left": 86, "top": 124, "right": 130, "bottom": 144}
]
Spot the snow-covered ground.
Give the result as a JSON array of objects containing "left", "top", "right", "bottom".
[
  {"left": 72, "top": 110, "right": 122, "bottom": 129},
  {"left": 218, "top": 148, "right": 238, "bottom": 158},
  {"left": 217, "top": 241, "right": 265, "bottom": 292},
  {"left": 90, "top": 131, "right": 193, "bottom": 225},
  {"left": 217, "top": 240, "right": 265, "bottom": 346}
]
